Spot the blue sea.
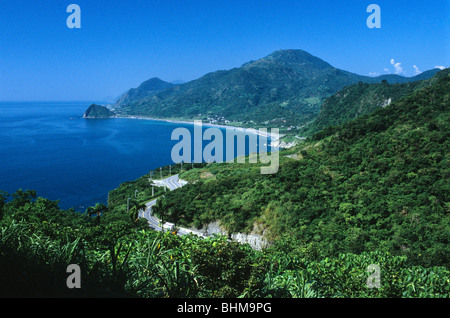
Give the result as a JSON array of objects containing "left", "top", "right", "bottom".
[{"left": 0, "top": 102, "right": 269, "bottom": 211}]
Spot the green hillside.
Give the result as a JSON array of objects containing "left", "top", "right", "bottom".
[
  {"left": 152, "top": 68, "right": 450, "bottom": 267},
  {"left": 114, "top": 77, "right": 175, "bottom": 107},
  {"left": 302, "top": 70, "right": 444, "bottom": 136},
  {"left": 110, "top": 50, "right": 438, "bottom": 129},
  {"left": 1, "top": 69, "right": 448, "bottom": 298}
]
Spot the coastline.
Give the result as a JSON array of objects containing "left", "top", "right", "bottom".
[{"left": 101, "top": 114, "right": 284, "bottom": 140}]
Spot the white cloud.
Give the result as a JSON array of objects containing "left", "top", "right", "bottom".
[
  {"left": 434, "top": 65, "right": 446, "bottom": 70},
  {"left": 390, "top": 59, "right": 404, "bottom": 75},
  {"left": 413, "top": 65, "right": 422, "bottom": 75},
  {"left": 368, "top": 72, "right": 380, "bottom": 76},
  {"left": 383, "top": 68, "right": 390, "bottom": 73}
]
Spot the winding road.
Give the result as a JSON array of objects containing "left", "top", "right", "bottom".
[
  {"left": 138, "top": 174, "right": 205, "bottom": 237},
  {"left": 162, "top": 174, "right": 188, "bottom": 191}
]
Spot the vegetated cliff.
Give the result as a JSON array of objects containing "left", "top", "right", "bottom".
[
  {"left": 302, "top": 69, "right": 444, "bottom": 136},
  {"left": 83, "top": 104, "right": 116, "bottom": 118}
]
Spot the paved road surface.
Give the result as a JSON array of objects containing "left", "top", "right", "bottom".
[
  {"left": 139, "top": 199, "right": 161, "bottom": 230},
  {"left": 139, "top": 174, "right": 205, "bottom": 237},
  {"left": 163, "top": 174, "right": 186, "bottom": 190}
]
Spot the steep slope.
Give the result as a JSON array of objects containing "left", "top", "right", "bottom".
[
  {"left": 303, "top": 69, "right": 444, "bottom": 135},
  {"left": 114, "top": 77, "right": 175, "bottom": 107},
  {"left": 83, "top": 104, "right": 116, "bottom": 118},
  {"left": 110, "top": 50, "right": 439, "bottom": 128},
  {"left": 150, "top": 69, "right": 449, "bottom": 266}
]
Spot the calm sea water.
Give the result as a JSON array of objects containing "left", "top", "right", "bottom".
[{"left": 0, "top": 102, "right": 266, "bottom": 211}]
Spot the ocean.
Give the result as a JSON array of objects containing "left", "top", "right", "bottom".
[{"left": 0, "top": 102, "right": 269, "bottom": 211}]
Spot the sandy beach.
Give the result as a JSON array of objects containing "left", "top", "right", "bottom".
[{"left": 108, "top": 114, "right": 283, "bottom": 140}]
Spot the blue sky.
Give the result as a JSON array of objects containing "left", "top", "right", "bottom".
[{"left": 0, "top": 0, "right": 448, "bottom": 101}]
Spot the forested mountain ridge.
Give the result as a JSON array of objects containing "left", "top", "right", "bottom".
[
  {"left": 302, "top": 68, "right": 446, "bottom": 136},
  {"left": 109, "top": 50, "right": 439, "bottom": 128},
  {"left": 114, "top": 77, "right": 175, "bottom": 107}
]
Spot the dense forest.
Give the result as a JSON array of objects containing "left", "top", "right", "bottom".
[
  {"left": 0, "top": 190, "right": 448, "bottom": 297},
  {"left": 109, "top": 50, "right": 439, "bottom": 130},
  {"left": 0, "top": 69, "right": 448, "bottom": 298},
  {"left": 301, "top": 73, "right": 439, "bottom": 136},
  {"left": 151, "top": 69, "right": 449, "bottom": 268}
]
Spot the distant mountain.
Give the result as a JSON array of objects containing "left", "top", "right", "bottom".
[
  {"left": 83, "top": 104, "right": 115, "bottom": 118},
  {"left": 302, "top": 68, "right": 445, "bottom": 136},
  {"left": 114, "top": 77, "right": 175, "bottom": 107},
  {"left": 371, "top": 68, "right": 441, "bottom": 84},
  {"left": 105, "top": 50, "right": 440, "bottom": 127}
]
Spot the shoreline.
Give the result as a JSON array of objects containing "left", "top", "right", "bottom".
[{"left": 98, "top": 114, "right": 284, "bottom": 140}]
